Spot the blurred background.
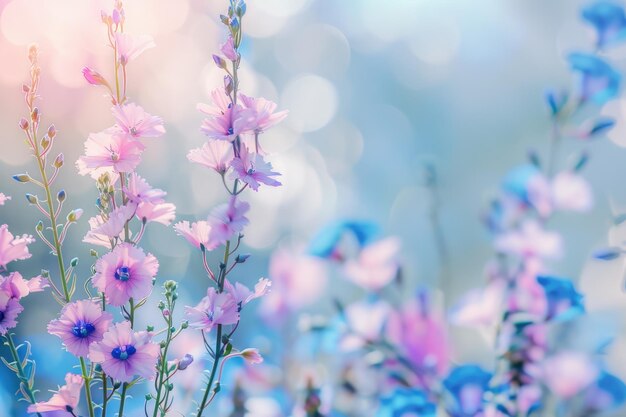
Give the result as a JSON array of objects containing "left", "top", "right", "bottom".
[{"left": 2, "top": 0, "right": 626, "bottom": 415}]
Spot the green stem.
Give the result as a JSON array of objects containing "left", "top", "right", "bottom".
[
  {"left": 118, "top": 383, "right": 128, "bottom": 417},
  {"left": 5, "top": 334, "right": 42, "bottom": 417},
  {"left": 101, "top": 371, "right": 108, "bottom": 417},
  {"left": 152, "top": 304, "right": 174, "bottom": 416},
  {"left": 80, "top": 357, "right": 95, "bottom": 417}
]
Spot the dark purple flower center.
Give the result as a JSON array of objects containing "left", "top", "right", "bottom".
[
  {"left": 115, "top": 266, "right": 131, "bottom": 282},
  {"left": 111, "top": 344, "right": 137, "bottom": 360},
  {"left": 130, "top": 126, "right": 138, "bottom": 136},
  {"left": 72, "top": 321, "right": 96, "bottom": 338},
  {"left": 0, "top": 311, "right": 4, "bottom": 322},
  {"left": 227, "top": 127, "right": 234, "bottom": 135}
]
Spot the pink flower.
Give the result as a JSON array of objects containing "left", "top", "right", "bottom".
[
  {"left": 84, "top": 204, "right": 136, "bottom": 247},
  {"left": 48, "top": 299, "right": 114, "bottom": 357},
  {"left": 239, "top": 94, "right": 288, "bottom": 133},
  {"left": 92, "top": 243, "right": 159, "bottom": 307},
  {"left": 197, "top": 89, "right": 230, "bottom": 118},
  {"left": 494, "top": 220, "right": 562, "bottom": 259},
  {"left": 241, "top": 348, "right": 264, "bottom": 364},
  {"left": 207, "top": 197, "right": 250, "bottom": 245},
  {"left": 82, "top": 67, "right": 110, "bottom": 88},
  {"left": 114, "top": 33, "right": 155, "bottom": 65},
  {"left": 224, "top": 278, "right": 271, "bottom": 308},
  {"left": 112, "top": 103, "right": 165, "bottom": 140},
  {"left": 551, "top": 171, "right": 593, "bottom": 212},
  {"left": 185, "top": 287, "right": 239, "bottom": 332},
  {"left": 77, "top": 131, "right": 144, "bottom": 176},
  {"left": 0, "top": 272, "right": 48, "bottom": 300},
  {"left": 0, "top": 224, "right": 35, "bottom": 269},
  {"left": 187, "top": 141, "right": 234, "bottom": 174},
  {"left": 230, "top": 145, "right": 281, "bottom": 191},
  {"left": 542, "top": 352, "right": 598, "bottom": 398},
  {"left": 450, "top": 279, "right": 506, "bottom": 328},
  {"left": 221, "top": 36, "right": 239, "bottom": 61},
  {"left": 124, "top": 173, "right": 167, "bottom": 204},
  {"left": 0, "top": 290, "right": 23, "bottom": 335},
  {"left": 341, "top": 299, "right": 390, "bottom": 350},
  {"left": 0, "top": 193, "right": 11, "bottom": 205},
  {"left": 136, "top": 202, "right": 176, "bottom": 226},
  {"left": 89, "top": 321, "right": 159, "bottom": 382},
  {"left": 200, "top": 103, "right": 254, "bottom": 142},
  {"left": 173, "top": 220, "right": 218, "bottom": 250},
  {"left": 27, "top": 373, "right": 83, "bottom": 416},
  {"left": 343, "top": 237, "right": 401, "bottom": 291}
]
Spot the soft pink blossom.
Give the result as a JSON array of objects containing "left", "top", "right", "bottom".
[
  {"left": 494, "top": 220, "right": 562, "bottom": 259},
  {"left": 0, "top": 224, "right": 35, "bottom": 269},
  {"left": 136, "top": 202, "right": 176, "bottom": 226},
  {"left": 221, "top": 36, "right": 238, "bottom": 61},
  {"left": 341, "top": 299, "right": 390, "bottom": 350},
  {"left": 0, "top": 193, "right": 10, "bottom": 205},
  {"left": 89, "top": 321, "right": 159, "bottom": 382},
  {"left": 542, "top": 352, "right": 598, "bottom": 398},
  {"left": 77, "top": 131, "right": 144, "bottom": 176},
  {"left": 200, "top": 103, "right": 254, "bottom": 142},
  {"left": 207, "top": 197, "right": 250, "bottom": 245},
  {"left": 241, "top": 348, "right": 264, "bottom": 364},
  {"left": 187, "top": 141, "right": 234, "bottom": 174},
  {"left": 84, "top": 204, "right": 136, "bottom": 246},
  {"left": 48, "top": 299, "right": 114, "bottom": 357},
  {"left": 0, "top": 271, "right": 48, "bottom": 300},
  {"left": 343, "top": 237, "right": 401, "bottom": 291},
  {"left": 124, "top": 173, "right": 167, "bottom": 204},
  {"left": 92, "top": 243, "right": 159, "bottom": 306},
  {"left": 197, "top": 89, "right": 230, "bottom": 118},
  {"left": 0, "top": 290, "right": 23, "bottom": 335},
  {"left": 173, "top": 220, "right": 217, "bottom": 251},
  {"left": 225, "top": 278, "right": 271, "bottom": 308},
  {"left": 115, "top": 33, "right": 155, "bottom": 65},
  {"left": 239, "top": 94, "right": 288, "bottom": 133},
  {"left": 450, "top": 279, "right": 506, "bottom": 328},
  {"left": 27, "top": 373, "right": 83, "bottom": 416},
  {"left": 82, "top": 67, "right": 110, "bottom": 88},
  {"left": 112, "top": 103, "right": 165, "bottom": 140},
  {"left": 230, "top": 145, "right": 281, "bottom": 191},
  {"left": 185, "top": 287, "right": 240, "bottom": 332},
  {"left": 551, "top": 171, "right": 593, "bottom": 212}
]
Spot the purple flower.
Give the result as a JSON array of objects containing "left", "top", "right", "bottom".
[
  {"left": 185, "top": 287, "right": 240, "bottom": 332},
  {"left": 0, "top": 290, "right": 23, "bottom": 335},
  {"left": 48, "top": 299, "right": 114, "bottom": 357},
  {"left": 568, "top": 52, "right": 621, "bottom": 105},
  {"left": 230, "top": 145, "right": 281, "bottom": 191},
  {"left": 207, "top": 197, "right": 250, "bottom": 245}
]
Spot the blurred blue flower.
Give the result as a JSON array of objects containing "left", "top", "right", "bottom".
[
  {"left": 502, "top": 165, "right": 543, "bottom": 205},
  {"left": 308, "top": 220, "right": 380, "bottom": 258},
  {"left": 536, "top": 276, "right": 585, "bottom": 321},
  {"left": 443, "top": 365, "right": 492, "bottom": 417},
  {"left": 585, "top": 371, "right": 626, "bottom": 412},
  {"left": 568, "top": 52, "right": 621, "bottom": 105},
  {"left": 376, "top": 388, "right": 436, "bottom": 417},
  {"left": 582, "top": 1, "right": 626, "bottom": 48}
]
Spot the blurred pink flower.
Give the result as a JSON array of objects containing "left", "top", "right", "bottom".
[
  {"left": 48, "top": 299, "right": 114, "bottom": 357},
  {"left": 89, "top": 321, "right": 159, "bottom": 382},
  {"left": 28, "top": 373, "right": 83, "bottom": 416},
  {"left": 551, "top": 171, "right": 593, "bottom": 212},
  {"left": 241, "top": 348, "right": 264, "bottom": 364},
  {"left": 185, "top": 287, "right": 240, "bottom": 332},
  {"left": 0, "top": 290, "right": 23, "bottom": 335},
  {"left": 341, "top": 299, "right": 390, "bottom": 350},
  {"left": 221, "top": 36, "right": 239, "bottom": 61},
  {"left": 187, "top": 141, "right": 234, "bottom": 174},
  {"left": 542, "top": 352, "right": 598, "bottom": 398},
  {"left": 230, "top": 145, "right": 281, "bottom": 191},
  {"left": 112, "top": 103, "right": 165, "bottom": 140},
  {"left": 494, "top": 220, "right": 562, "bottom": 259},
  {"left": 115, "top": 33, "right": 155, "bottom": 65},
  {"left": 207, "top": 197, "right": 250, "bottom": 245},
  {"left": 450, "top": 279, "right": 506, "bottom": 328},
  {"left": 92, "top": 243, "right": 159, "bottom": 307},
  {"left": 0, "top": 271, "right": 48, "bottom": 300},
  {"left": 343, "top": 237, "right": 401, "bottom": 291},
  {"left": 0, "top": 193, "right": 11, "bottom": 205},
  {"left": 387, "top": 294, "right": 450, "bottom": 375},
  {"left": 82, "top": 67, "right": 110, "bottom": 87},
  {"left": 239, "top": 94, "right": 288, "bottom": 134},
  {"left": 77, "top": 131, "right": 144, "bottom": 175},
  {"left": 173, "top": 220, "right": 218, "bottom": 251},
  {"left": 0, "top": 224, "right": 35, "bottom": 269}
]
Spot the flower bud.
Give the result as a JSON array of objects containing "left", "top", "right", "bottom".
[
  {"left": 90, "top": 249, "right": 98, "bottom": 257},
  {"left": 146, "top": 325, "right": 154, "bottom": 332},
  {"left": 47, "top": 124, "right": 56, "bottom": 139},
  {"left": 25, "top": 194, "right": 38, "bottom": 205},
  {"left": 70, "top": 257, "right": 79, "bottom": 267},
  {"left": 13, "top": 174, "right": 32, "bottom": 183},
  {"left": 54, "top": 153, "right": 64, "bottom": 168},
  {"left": 241, "top": 348, "right": 263, "bottom": 364},
  {"left": 177, "top": 354, "right": 194, "bottom": 370},
  {"left": 181, "top": 321, "right": 189, "bottom": 329},
  {"left": 224, "top": 75, "right": 234, "bottom": 96},
  {"left": 57, "top": 190, "right": 66, "bottom": 202},
  {"left": 40, "top": 136, "right": 50, "bottom": 150},
  {"left": 112, "top": 8, "right": 122, "bottom": 25},
  {"left": 31, "top": 107, "right": 39, "bottom": 123},
  {"left": 145, "top": 394, "right": 152, "bottom": 401},
  {"left": 82, "top": 67, "right": 110, "bottom": 88},
  {"left": 235, "top": 1, "right": 246, "bottom": 17},
  {"left": 36, "top": 221, "right": 44, "bottom": 232},
  {"left": 19, "top": 118, "right": 29, "bottom": 130},
  {"left": 66, "top": 209, "right": 83, "bottom": 223},
  {"left": 235, "top": 253, "right": 250, "bottom": 264},
  {"left": 212, "top": 54, "right": 227, "bottom": 70},
  {"left": 22, "top": 84, "right": 30, "bottom": 93}
]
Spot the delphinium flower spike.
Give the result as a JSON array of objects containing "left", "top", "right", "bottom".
[{"left": 174, "top": 1, "right": 284, "bottom": 415}]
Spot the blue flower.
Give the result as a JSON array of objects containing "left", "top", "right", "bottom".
[
  {"left": 568, "top": 53, "right": 621, "bottom": 105},
  {"left": 308, "top": 220, "right": 380, "bottom": 258},
  {"left": 443, "top": 365, "right": 492, "bottom": 417},
  {"left": 376, "top": 388, "right": 436, "bottom": 417},
  {"left": 536, "top": 276, "right": 585, "bottom": 321},
  {"left": 582, "top": 1, "right": 626, "bottom": 48},
  {"left": 585, "top": 372, "right": 626, "bottom": 411},
  {"left": 502, "top": 165, "right": 543, "bottom": 205}
]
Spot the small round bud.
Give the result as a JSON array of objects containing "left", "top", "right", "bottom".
[
  {"left": 57, "top": 190, "right": 66, "bottom": 203},
  {"left": 212, "top": 54, "right": 227, "bottom": 70},
  {"left": 177, "top": 354, "right": 194, "bottom": 370},
  {"left": 158, "top": 301, "right": 165, "bottom": 310},
  {"left": 36, "top": 221, "right": 44, "bottom": 232},
  {"left": 53, "top": 153, "right": 64, "bottom": 168},
  {"left": 146, "top": 325, "right": 154, "bottom": 332},
  {"left": 13, "top": 174, "right": 32, "bottom": 183},
  {"left": 31, "top": 107, "right": 39, "bottom": 123},
  {"left": 47, "top": 124, "right": 56, "bottom": 138},
  {"left": 90, "top": 249, "right": 98, "bottom": 257},
  {"left": 145, "top": 394, "right": 152, "bottom": 401},
  {"left": 181, "top": 321, "right": 189, "bottom": 329},
  {"left": 19, "top": 118, "right": 29, "bottom": 130},
  {"left": 66, "top": 209, "right": 83, "bottom": 223},
  {"left": 26, "top": 194, "right": 38, "bottom": 205},
  {"left": 70, "top": 257, "right": 79, "bottom": 267}
]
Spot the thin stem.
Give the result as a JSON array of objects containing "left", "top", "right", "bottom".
[
  {"left": 118, "top": 383, "right": 128, "bottom": 417},
  {"left": 80, "top": 357, "right": 95, "bottom": 417},
  {"left": 5, "top": 334, "right": 42, "bottom": 417},
  {"left": 101, "top": 370, "right": 108, "bottom": 417}
]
